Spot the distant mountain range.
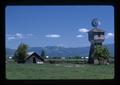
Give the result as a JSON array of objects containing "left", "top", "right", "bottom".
[{"left": 6, "top": 44, "right": 114, "bottom": 57}]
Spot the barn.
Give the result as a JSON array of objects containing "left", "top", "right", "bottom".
[{"left": 25, "top": 52, "right": 44, "bottom": 64}]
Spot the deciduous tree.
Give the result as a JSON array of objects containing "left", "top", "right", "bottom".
[{"left": 92, "top": 45, "right": 110, "bottom": 65}]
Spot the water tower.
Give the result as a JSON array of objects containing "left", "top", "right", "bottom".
[{"left": 88, "top": 18, "right": 105, "bottom": 64}]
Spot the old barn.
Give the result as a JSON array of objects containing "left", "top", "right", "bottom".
[{"left": 25, "top": 52, "right": 44, "bottom": 64}]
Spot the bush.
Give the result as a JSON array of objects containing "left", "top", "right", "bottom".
[{"left": 92, "top": 45, "right": 110, "bottom": 65}]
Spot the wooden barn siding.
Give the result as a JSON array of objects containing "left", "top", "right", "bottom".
[{"left": 25, "top": 56, "right": 42, "bottom": 63}]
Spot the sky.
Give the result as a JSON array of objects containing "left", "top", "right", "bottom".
[{"left": 5, "top": 6, "right": 114, "bottom": 49}]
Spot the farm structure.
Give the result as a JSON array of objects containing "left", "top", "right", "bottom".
[
  {"left": 25, "top": 52, "right": 44, "bottom": 64},
  {"left": 88, "top": 18, "right": 105, "bottom": 64}
]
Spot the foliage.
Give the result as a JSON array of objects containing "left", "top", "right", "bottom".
[
  {"left": 51, "top": 57, "right": 61, "bottom": 59},
  {"left": 66, "top": 56, "right": 82, "bottom": 59},
  {"left": 41, "top": 50, "right": 46, "bottom": 59},
  {"left": 45, "top": 59, "right": 87, "bottom": 64},
  {"left": 92, "top": 45, "right": 110, "bottom": 64},
  {"left": 73, "top": 56, "right": 81, "bottom": 59},
  {"left": 13, "top": 43, "right": 28, "bottom": 63}
]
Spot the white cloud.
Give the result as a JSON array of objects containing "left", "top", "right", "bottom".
[
  {"left": 105, "top": 32, "right": 114, "bottom": 39},
  {"left": 78, "top": 28, "right": 89, "bottom": 33},
  {"left": 15, "top": 33, "right": 24, "bottom": 38},
  {"left": 6, "top": 33, "right": 33, "bottom": 40},
  {"left": 46, "top": 34, "right": 61, "bottom": 38},
  {"left": 76, "top": 35, "right": 83, "bottom": 38},
  {"left": 7, "top": 36, "right": 15, "bottom": 40},
  {"left": 107, "top": 33, "right": 114, "bottom": 37},
  {"left": 6, "top": 34, "right": 14, "bottom": 37}
]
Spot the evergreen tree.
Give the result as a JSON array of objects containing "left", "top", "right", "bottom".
[
  {"left": 41, "top": 50, "right": 45, "bottom": 59},
  {"left": 13, "top": 43, "right": 28, "bottom": 63}
]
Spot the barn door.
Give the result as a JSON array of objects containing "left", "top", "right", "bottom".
[{"left": 33, "top": 57, "right": 36, "bottom": 63}]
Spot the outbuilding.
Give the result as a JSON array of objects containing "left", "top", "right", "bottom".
[{"left": 25, "top": 52, "right": 44, "bottom": 64}]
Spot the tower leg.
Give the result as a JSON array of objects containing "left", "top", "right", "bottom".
[
  {"left": 88, "top": 42, "right": 102, "bottom": 64},
  {"left": 88, "top": 44, "right": 94, "bottom": 64}
]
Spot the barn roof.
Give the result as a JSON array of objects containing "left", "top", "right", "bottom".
[
  {"left": 27, "top": 52, "right": 34, "bottom": 56},
  {"left": 25, "top": 52, "right": 44, "bottom": 61}
]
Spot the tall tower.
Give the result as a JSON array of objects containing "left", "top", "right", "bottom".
[{"left": 88, "top": 18, "right": 105, "bottom": 64}]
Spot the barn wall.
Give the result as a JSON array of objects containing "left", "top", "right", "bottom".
[
  {"left": 25, "top": 56, "right": 42, "bottom": 63},
  {"left": 36, "top": 58, "right": 42, "bottom": 63},
  {"left": 25, "top": 57, "right": 33, "bottom": 63}
]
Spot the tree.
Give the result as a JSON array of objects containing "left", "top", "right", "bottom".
[
  {"left": 13, "top": 43, "right": 28, "bottom": 63},
  {"left": 73, "top": 56, "right": 81, "bottom": 59},
  {"left": 92, "top": 45, "right": 110, "bottom": 65},
  {"left": 41, "top": 50, "right": 45, "bottom": 59}
]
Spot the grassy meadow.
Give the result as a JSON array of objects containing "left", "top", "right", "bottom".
[{"left": 6, "top": 63, "right": 114, "bottom": 80}]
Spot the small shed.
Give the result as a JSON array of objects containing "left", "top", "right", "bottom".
[{"left": 25, "top": 52, "right": 44, "bottom": 64}]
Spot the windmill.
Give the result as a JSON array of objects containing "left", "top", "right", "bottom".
[{"left": 88, "top": 18, "right": 105, "bottom": 64}]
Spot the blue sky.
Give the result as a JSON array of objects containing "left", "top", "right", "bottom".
[{"left": 6, "top": 6, "right": 114, "bottom": 49}]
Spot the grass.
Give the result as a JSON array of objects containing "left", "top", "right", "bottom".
[{"left": 6, "top": 63, "right": 114, "bottom": 80}]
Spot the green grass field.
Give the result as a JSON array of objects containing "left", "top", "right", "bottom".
[{"left": 6, "top": 63, "right": 114, "bottom": 80}]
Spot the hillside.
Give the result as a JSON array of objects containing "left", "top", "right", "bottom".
[
  {"left": 6, "top": 44, "right": 114, "bottom": 57},
  {"left": 6, "top": 48, "right": 16, "bottom": 57}
]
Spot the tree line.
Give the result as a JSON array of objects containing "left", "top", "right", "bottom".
[{"left": 12, "top": 43, "right": 111, "bottom": 65}]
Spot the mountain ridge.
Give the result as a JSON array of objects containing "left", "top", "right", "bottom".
[{"left": 6, "top": 44, "right": 114, "bottom": 57}]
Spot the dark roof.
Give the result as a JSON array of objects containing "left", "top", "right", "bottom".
[
  {"left": 25, "top": 52, "right": 44, "bottom": 61},
  {"left": 88, "top": 28, "right": 104, "bottom": 33}
]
